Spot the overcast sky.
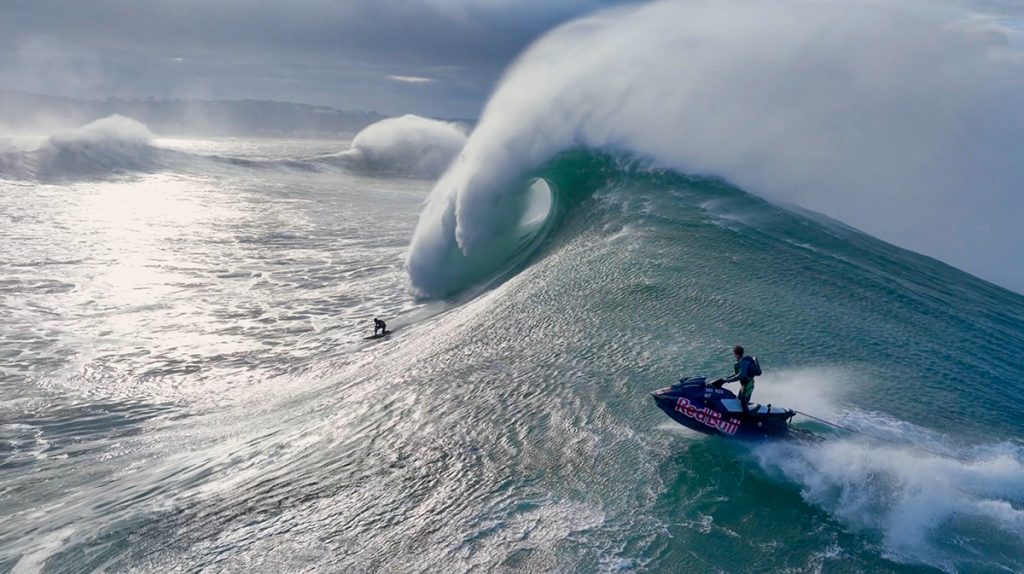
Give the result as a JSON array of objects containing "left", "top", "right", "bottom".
[
  {"left": 2, "top": 0, "right": 1020, "bottom": 118},
  {"left": 0, "top": 0, "right": 642, "bottom": 118}
]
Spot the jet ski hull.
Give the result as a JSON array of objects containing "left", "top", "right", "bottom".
[{"left": 652, "top": 376, "right": 796, "bottom": 441}]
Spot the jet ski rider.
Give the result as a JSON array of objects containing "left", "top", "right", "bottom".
[{"left": 713, "top": 345, "right": 758, "bottom": 415}]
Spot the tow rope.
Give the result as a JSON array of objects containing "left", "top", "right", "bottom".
[{"left": 791, "top": 409, "right": 969, "bottom": 463}]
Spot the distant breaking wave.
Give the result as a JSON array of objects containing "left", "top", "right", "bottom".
[
  {"left": 406, "top": 0, "right": 1024, "bottom": 296},
  {"left": 323, "top": 115, "right": 468, "bottom": 178},
  {"left": 0, "top": 113, "right": 469, "bottom": 183},
  {"left": 0, "top": 115, "right": 163, "bottom": 181}
]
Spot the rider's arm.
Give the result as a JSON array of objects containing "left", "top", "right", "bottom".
[{"left": 723, "top": 359, "right": 750, "bottom": 383}]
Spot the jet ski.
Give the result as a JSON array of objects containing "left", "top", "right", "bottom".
[{"left": 652, "top": 376, "right": 798, "bottom": 440}]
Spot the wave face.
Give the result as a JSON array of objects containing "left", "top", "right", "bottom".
[
  {"left": 407, "top": 0, "right": 1024, "bottom": 297},
  {"left": 329, "top": 114, "right": 468, "bottom": 178},
  {"left": 418, "top": 153, "right": 1024, "bottom": 572},
  {"left": 0, "top": 115, "right": 163, "bottom": 181},
  {"left": 398, "top": 139, "right": 1024, "bottom": 570}
]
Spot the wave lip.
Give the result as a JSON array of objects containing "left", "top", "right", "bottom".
[{"left": 406, "top": 0, "right": 1024, "bottom": 297}]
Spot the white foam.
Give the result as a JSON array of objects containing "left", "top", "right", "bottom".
[{"left": 754, "top": 426, "right": 1024, "bottom": 568}]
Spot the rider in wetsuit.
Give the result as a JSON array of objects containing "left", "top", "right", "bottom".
[
  {"left": 721, "top": 345, "right": 758, "bottom": 415},
  {"left": 373, "top": 317, "right": 387, "bottom": 336}
]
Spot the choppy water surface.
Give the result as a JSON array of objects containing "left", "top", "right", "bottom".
[{"left": 1, "top": 138, "right": 1023, "bottom": 574}]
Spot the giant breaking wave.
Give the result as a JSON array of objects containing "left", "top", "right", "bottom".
[{"left": 406, "top": 0, "right": 1024, "bottom": 297}]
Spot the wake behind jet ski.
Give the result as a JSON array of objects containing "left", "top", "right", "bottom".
[{"left": 651, "top": 376, "right": 798, "bottom": 440}]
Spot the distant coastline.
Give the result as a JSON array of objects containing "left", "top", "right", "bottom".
[{"left": 0, "top": 91, "right": 396, "bottom": 138}]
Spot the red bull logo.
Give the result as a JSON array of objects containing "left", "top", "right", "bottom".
[{"left": 675, "top": 397, "right": 740, "bottom": 435}]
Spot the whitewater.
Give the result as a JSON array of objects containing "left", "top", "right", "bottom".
[{"left": 3, "top": 1, "right": 1024, "bottom": 573}]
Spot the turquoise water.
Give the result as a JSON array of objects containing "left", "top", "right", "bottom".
[{"left": 1, "top": 140, "right": 1023, "bottom": 573}]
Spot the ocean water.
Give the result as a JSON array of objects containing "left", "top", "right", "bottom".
[{"left": 1, "top": 129, "right": 1022, "bottom": 574}]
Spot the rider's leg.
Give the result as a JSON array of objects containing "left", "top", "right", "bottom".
[{"left": 739, "top": 381, "right": 754, "bottom": 414}]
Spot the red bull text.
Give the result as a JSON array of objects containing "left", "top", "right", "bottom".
[{"left": 674, "top": 397, "right": 740, "bottom": 435}]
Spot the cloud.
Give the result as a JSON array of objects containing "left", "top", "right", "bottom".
[
  {"left": 389, "top": 75, "right": 434, "bottom": 84},
  {"left": 1, "top": 0, "right": 1018, "bottom": 118},
  {"left": 0, "top": 0, "right": 638, "bottom": 117}
]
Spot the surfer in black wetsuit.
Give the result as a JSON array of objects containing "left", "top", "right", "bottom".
[{"left": 373, "top": 317, "right": 387, "bottom": 336}]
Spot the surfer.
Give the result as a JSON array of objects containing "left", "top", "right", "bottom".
[
  {"left": 373, "top": 317, "right": 387, "bottom": 337},
  {"left": 714, "top": 345, "right": 760, "bottom": 415}
]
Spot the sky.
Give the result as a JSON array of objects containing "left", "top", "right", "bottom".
[{"left": 0, "top": 0, "right": 641, "bottom": 118}]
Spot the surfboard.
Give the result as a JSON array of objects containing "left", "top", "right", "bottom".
[{"left": 363, "top": 330, "right": 391, "bottom": 340}]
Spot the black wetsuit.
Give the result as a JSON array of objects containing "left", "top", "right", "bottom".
[{"left": 374, "top": 319, "right": 387, "bottom": 336}]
